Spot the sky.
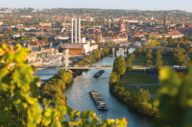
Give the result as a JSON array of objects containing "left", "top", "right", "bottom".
[{"left": 0, "top": 0, "right": 191, "bottom": 12}]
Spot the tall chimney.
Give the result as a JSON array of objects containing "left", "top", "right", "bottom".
[
  {"left": 78, "top": 18, "right": 81, "bottom": 43},
  {"left": 71, "top": 18, "right": 74, "bottom": 44},
  {"left": 75, "top": 18, "right": 78, "bottom": 43}
]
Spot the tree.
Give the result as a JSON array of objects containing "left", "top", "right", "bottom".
[
  {"left": 92, "top": 49, "right": 101, "bottom": 60},
  {"left": 109, "top": 72, "right": 119, "bottom": 85},
  {"left": 126, "top": 54, "right": 135, "bottom": 71},
  {"left": 135, "top": 47, "right": 143, "bottom": 55},
  {"left": 126, "top": 58, "right": 133, "bottom": 71},
  {"left": 129, "top": 54, "right": 136, "bottom": 61},
  {"left": 146, "top": 59, "right": 153, "bottom": 66},
  {"left": 58, "top": 69, "right": 73, "bottom": 85},
  {"left": 148, "top": 39, "right": 160, "bottom": 47},
  {"left": 113, "top": 56, "right": 126, "bottom": 76},
  {"left": 103, "top": 48, "right": 110, "bottom": 55},
  {"left": 0, "top": 44, "right": 43, "bottom": 126},
  {"left": 156, "top": 58, "right": 163, "bottom": 68},
  {"left": 146, "top": 49, "right": 153, "bottom": 59},
  {"left": 145, "top": 49, "right": 153, "bottom": 66},
  {"left": 136, "top": 89, "right": 151, "bottom": 103},
  {"left": 154, "top": 67, "right": 192, "bottom": 127},
  {"left": 173, "top": 48, "right": 187, "bottom": 65},
  {"left": 156, "top": 49, "right": 163, "bottom": 68}
]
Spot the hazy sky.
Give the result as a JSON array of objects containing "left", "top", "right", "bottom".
[{"left": 0, "top": 0, "right": 191, "bottom": 12}]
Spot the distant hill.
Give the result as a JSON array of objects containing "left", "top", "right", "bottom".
[
  {"left": 39, "top": 8, "right": 192, "bottom": 20},
  {"left": 1, "top": 8, "right": 192, "bottom": 21}
]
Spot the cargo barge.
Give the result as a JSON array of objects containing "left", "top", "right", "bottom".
[
  {"left": 93, "top": 70, "right": 105, "bottom": 78},
  {"left": 89, "top": 89, "right": 108, "bottom": 111}
]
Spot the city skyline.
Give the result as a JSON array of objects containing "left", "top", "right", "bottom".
[{"left": 0, "top": 0, "right": 192, "bottom": 12}]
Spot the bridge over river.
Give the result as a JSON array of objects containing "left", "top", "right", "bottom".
[
  {"left": 37, "top": 64, "right": 151, "bottom": 71},
  {"left": 64, "top": 65, "right": 151, "bottom": 70}
]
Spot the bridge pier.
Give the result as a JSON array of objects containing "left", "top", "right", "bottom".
[
  {"left": 63, "top": 49, "right": 69, "bottom": 70},
  {"left": 112, "top": 48, "right": 116, "bottom": 57}
]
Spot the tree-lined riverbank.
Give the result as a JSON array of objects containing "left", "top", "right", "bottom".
[{"left": 109, "top": 56, "right": 159, "bottom": 119}]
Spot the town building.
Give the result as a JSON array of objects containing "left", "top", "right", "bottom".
[
  {"left": 39, "top": 23, "right": 52, "bottom": 28},
  {"left": 165, "top": 30, "right": 184, "bottom": 39},
  {"left": 60, "top": 43, "right": 90, "bottom": 56},
  {"left": 0, "top": 22, "right": 3, "bottom": 26}
]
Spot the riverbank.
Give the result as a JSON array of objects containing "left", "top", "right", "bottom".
[
  {"left": 75, "top": 48, "right": 110, "bottom": 66},
  {"left": 41, "top": 69, "right": 73, "bottom": 105},
  {"left": 109, "top": 82, "right": 159, "bottom": 119},
  {"left": 109, "top": 56, "right": 160, "bottom": 119}
]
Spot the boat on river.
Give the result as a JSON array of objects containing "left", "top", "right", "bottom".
[
  {"left": 89, "top": 89, "right": 108, "bottom": 111},
  {"left": 93, "top": 70, "right": 105, "bottom": 78}
]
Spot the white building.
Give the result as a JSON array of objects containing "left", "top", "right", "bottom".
[{"left": 61, "top": 43, "right": 90, "bottom": 56}]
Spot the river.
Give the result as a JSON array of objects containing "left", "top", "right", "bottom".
[{"left": 36, "top": 56, "right": 150, "bottom": 127}]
